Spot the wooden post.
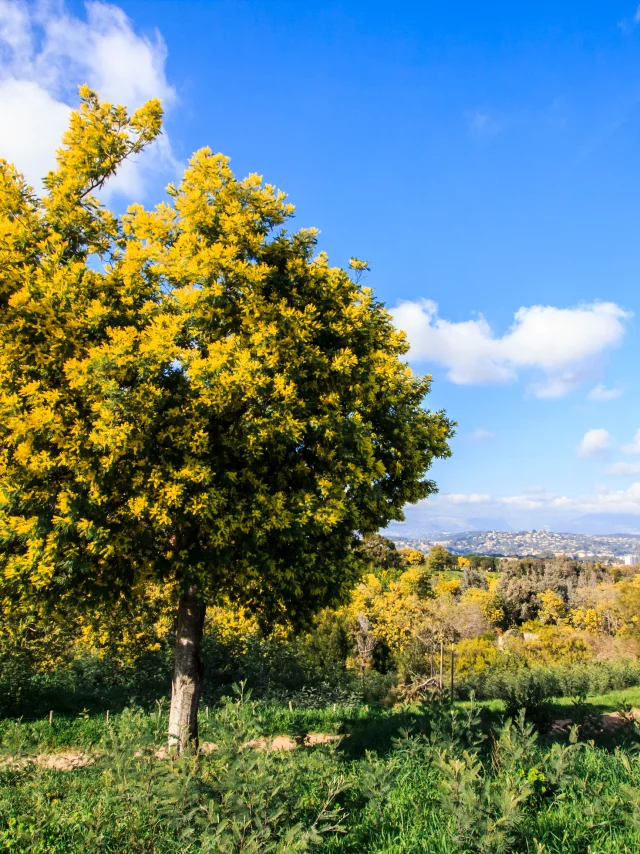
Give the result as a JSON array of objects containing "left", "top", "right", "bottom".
[
  {"left": 288, "top": 700, "right": 293, "bottom": 712},
  {"left": 450, "top": 641, "right": 455, "bottom": 705},
  {"left": 106, "top": 710, "right": 109, "bottom": 724},
  {"left": 205, "top": 706, "right": 209, "bottom": 719},
  {"left": 439, "top": 639, "right": 444, "bottom": 691},
  {"left": 49, "top": 710, "right": 53, "bottom": 726}
]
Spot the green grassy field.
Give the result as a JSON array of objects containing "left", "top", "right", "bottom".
[
  {"left": 458, "top": 685, "right": 640, "bottom": 715},
  {"left": 2, "top": 690, "right": 640, "bottom": 853}
]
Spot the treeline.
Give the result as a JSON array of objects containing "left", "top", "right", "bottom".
[{"left": 2, "top": 534, "right": 640, "bottom": 718}]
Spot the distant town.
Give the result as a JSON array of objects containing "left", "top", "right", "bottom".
[{"left": 387, "top": 529, "right": 640, "bottom": 563}]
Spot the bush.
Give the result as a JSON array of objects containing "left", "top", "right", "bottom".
[
  {"left": 473, "top": 668, "right": 557, "bottom": 726},
  {"left": 456, "top": 657, "right": 640, "bottom": 705}
]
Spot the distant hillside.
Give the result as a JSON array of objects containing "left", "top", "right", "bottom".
[{"left": 387, "top": 529, "right": 640, "bottom": 561}]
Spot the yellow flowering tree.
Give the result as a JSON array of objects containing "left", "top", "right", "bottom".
[
  {"left": 0, "top": 89, "right": 453, "bottom": 748},
  {"left": 460, "top": 587, "right": 504, "bottom": 627},
  {"left": 398, "top": 547, "right": 426, "bottom": 566},
  {"left": 537, "top": 589, "right": 567, "bottom": 625}
]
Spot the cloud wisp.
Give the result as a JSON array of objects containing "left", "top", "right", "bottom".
[
  {"left": 622, "top": 429, "right": 640, "bottom": 455},
  {"left": 608, "top": 462, "right": 640, "bottom": 476},
  {"left": 577, "top": 428, "right": 612, "bottom": 459},
  {"left": 0, "top": 0, "right": 177, "bottom": 196},
  {"left": 391, "top": 299, "right": 631, "bottom": 399},
  {"left": 587, "top": 383, "right": 623, "bottom": 402},
  {"left": 469, "top": 428, "right": 496, "bottom": 441}
]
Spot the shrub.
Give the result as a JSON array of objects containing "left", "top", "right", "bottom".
[{"left": 484, "top": 669, "right": 557, "bottom": 726}]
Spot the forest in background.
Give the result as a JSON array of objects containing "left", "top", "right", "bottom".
[{"left": 3, "top": 535, "right": 640, "bottom": 723}]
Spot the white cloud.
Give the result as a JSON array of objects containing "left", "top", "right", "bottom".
[
  {"left": 570, "top": 481, "right": 640, "bottom": 514},
  {"left": 0, "top": 78, "right": 70, "bottom": 180},
  {"left": 434, "top": 481, "right": 640, "bottom": 516},
  {"left": 391, "top": 300, "right": 631, "bottom": 398},
  {"left": 532, "top": 369, "right": 595, "bottom": 400},
  {"left": 623, "top": 428, "right": 640, "bottom": 455},
  {"left": 607, "top": 462, "right": 640, "bottom": 475},
  {"left": 469, "top": 428, "right": 496, "bottom": 441},
  {"left": 0, "top": 0, "right": 177, "bottom": 196},
  {"left": 499, "top": 495, "right": 554, "bottom": 509},
  {"left": 577, "top": 428, "right": 611, "bottom": 458},
  {"left": 445, "top": 493, "right": 492, "bottom": 504},
  {"left": 588, "top": 383, "right": 623, "bottom": 402}
]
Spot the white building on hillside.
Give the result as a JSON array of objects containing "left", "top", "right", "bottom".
[{"left": 623, "top": 554, "right": 640, "bottom": 566}]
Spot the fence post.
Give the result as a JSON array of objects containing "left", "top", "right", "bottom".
[{"left": 450, "top": 641, "right": 455, "bottom": 706}]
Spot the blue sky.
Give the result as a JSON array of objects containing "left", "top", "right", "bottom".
[{"left": 2, "top": 0, "right": 640, "bottom": 533}]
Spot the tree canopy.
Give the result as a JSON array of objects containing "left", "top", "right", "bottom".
[{"left": 0, "top": 88, "right": 454, "bottom": 630}]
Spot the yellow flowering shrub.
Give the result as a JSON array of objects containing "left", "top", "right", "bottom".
[
  {"left": 434, "top": 577, "right": 461, "bottom": 597},
  {"left": 461, "top": 587, "right": 504, "bottom": 626},
  {"left": 398, "top": 548, "right": 427, "bottom": 567},
  {"left": 519, "top": 623, "right": 590, "bottom": 663},
  {"left": 537, "top": 589, "right": 567, "bottom": 625},
  {"left": 455, "top": 637, "right": 499, "bottom": 678}
]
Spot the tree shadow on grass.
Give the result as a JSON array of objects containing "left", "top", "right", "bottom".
[
  {"left": 0, "top": 651, "right": 172, "bottom": 720},
  {"left": 335, "top": 702, "right": 502, "bottom": 759}
]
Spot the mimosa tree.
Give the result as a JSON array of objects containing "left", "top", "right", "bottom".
[{"left": 0, "top": 89, "right": 453, "bottom": 749}]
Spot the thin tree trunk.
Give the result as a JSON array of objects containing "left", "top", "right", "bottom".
[
  {"left": 450, "top": 640, "right": 455, "bottom": 705},
  {"left": 168, "top": 587, "right": 206, "bottom": 752},
  {"left": 439, "top": 639, "right": 444, "bottom": 690}
]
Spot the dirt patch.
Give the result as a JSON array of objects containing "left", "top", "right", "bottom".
[
  {"left": 550, "top": 719, "right": 573, "bottom": 734},
  {"left": 304, "top": 732, "right": 341, "bottom": 746},
  {"left": 243, "top": 735, "right": 297, "bottom": 751},
  {"left": 0, "top": 751, "right": 94, "bottom": 771},
  {"left": 243, "top": 737, "right": 270, "bottom": 751},
  {"left": 268, "top": 736, "right": 298, "bottom": 751},
  {"left": 0, "top": 732, "right": 343, "bottom": 771},
  {"left": 552, "top": 709, "right": 640, "bottom": 735},
  {"left": 600, "top": 710, "right": 640, "bottom": 731},
  {"left": 243, "top": 733, "right": 341, "bottom": 751},
  {"left": 133, "top": 741, "right": 218, "bottom": 760},
  {"left": 37, "top": 751, "right": 94, "bottom": 770}
]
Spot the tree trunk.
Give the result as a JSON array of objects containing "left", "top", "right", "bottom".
[
  {"left": 168, "top": 587, "right": 206, "bottom": 752},
  {"left": 439, "top": 639, "right": 444, "bottom": 690}
]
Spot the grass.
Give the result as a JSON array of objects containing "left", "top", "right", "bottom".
[
  {"left": 552, "top": 685, "right": 640, "bottom": 711},
  {"left": 3, "top": 686, "right": 638, "bottom": 752},
  {"left": 458, "top": 685, "right": 640, "bottom": 715},
  {"left": 2, "top": 689, "right": 640, "bottom": 853}
]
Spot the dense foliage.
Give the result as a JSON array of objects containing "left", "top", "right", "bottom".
[
  {"left": 0, "top": 89, "right": 452, "bottom": 630},
  {"left": 2, "top": 689, "right": 640, "bottom": 853}
]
